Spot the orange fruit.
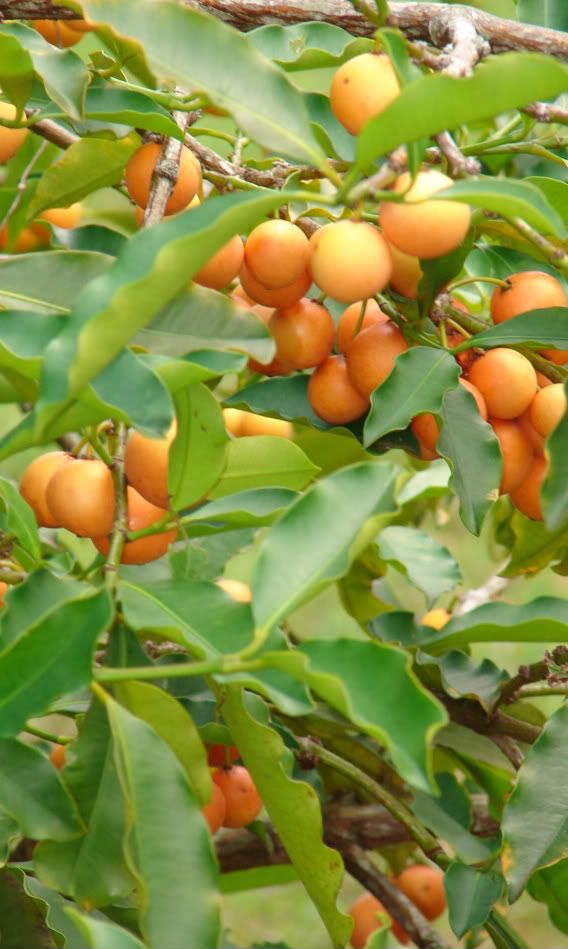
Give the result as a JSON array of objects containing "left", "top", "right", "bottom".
[
  {"left": 529, "top": 384, "right": 566, "bottom": 439},
  {"left": 510, "top": 457, "right": 548, "bottom": 521},
  {"left": 330, "top": 54, "right": 400, "bottom": 136},
  {"left": 94, "top": 487, "right": 176, "bottom": 564},
  {"left": 490, "top": 419, "right": 534, "bottom": 494},
  {"left": 40, "top": 204, "right": 82, "bottom": 229},
  {"left": 346, "top": 321, "right": 408, "bottom": 398},
  {"left": 491, "top": 271, "right": 567, "bottom": 324},
  {"left": 46, "top": 459, "right": 115, "bottom": 538},
  {"left": 310, "top": 221, "right": 392, "bottom": 304},
  {"left": 32, "top": 19, "right": 81, "bottom": 46},
  {"left": 336, "top": 299, "right": 389, "bottom": 354},
  {"left": 239, "top": 261, "right": 311, "bottom": 309},
  {"left": 20, "top": 451, "right": 73, "bottom": 527},
  {"left": 245, "top": 220, "right": 309, "bottom": 289},
  {"left": 125, "top": 142, "right": 201, "bottom": 215},
  {"left": 308, "top": 354, "right": 369, "bottom": 425},
  {"left": 394, "top": 865, "right": 446, "bottom": 921},
  {"left": 468, "top": 349, "right": 537, "bottom": 419},
  {"left": 269, "top": 298, "right": 335, "bottom": 370},
  {"left": 194, "top": 234, "right": 244, "bottom": 290},
  {"left": 0, "top": 102, "right": 28, "bottom": 163},
  {"left": 124, "top": 422, "right": 176, "bottom": 509},
  {"left": 201, "top": 780, "right": 226, "bottom": 835},
  {"left": 212, "top": 766, "right": 262, "bottom": 828},
  {"left": 380, "top": 170, "right": 470, "bottom": 260}
]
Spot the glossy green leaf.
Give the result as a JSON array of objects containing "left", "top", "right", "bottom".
[
  {"left": 92, "top": 347, "right": 174, "bottom": 437},
  {"left": 528, "top": 859, "right": 568, "bottom": 935},
  {"left": 169, "top": 383, "right": 227, "bottom": 509},
  {"left": 64, "top": 910, "right": 145, "bottom": 949},
  {"left": 209, "top": 436, "right": 319, "bottom": 498},
  {"left": 417, "top": 650, "right": 507, "bottom": 712},
  {"left": 147, "top": 350, "right": 247, "bottom": 396},
  {"left": 0, "top": 311, "right": 65, "bottom": 381},
  {"left": 0, "top": 476, "right": 40, "bottom": 561},
  {"left": 456, "top": 308, "right": 568, "bottom": 351},
  {"left": 541, "top": 380, "right": 568, "bottom": 530},
  {"left": 525, "top": 177, "right": 568, "bottom": 228},
  {"left": 397, "top": 461, "right": 451, "bottom": 505},
  {"left": 0, "top": 867, "right": 61, "bottom": 949},
  {"left": 436, "top": 177, "right": 565, "bottom": 237},
  {"left": 0, "top": 35, "right": 34, "bottom": 111},
  {"left": 249, "top": 22, "right": 371, "bottom": 70},
  {"left": 502, "top": 512, "right": 568, "bottom": 577},
  {"left": 364, "top": 347, "right": 460, "bottom": 446},
  {"left": 83, "top": 84, "right": 183, "bottom": 138},
  {"left": 252, "top": 462, "right": 398, "bottom": 638},
  {"left": 445, "top": 863, "right": 505, "bottom": 938},
  {"left": 114, "top": 680, "right": 211, "bottom": 805},
  {"left": 222, "top": 688, "right": 351, "bottom": 948},
  {"left": 103, "top": 692, "right": 221, "bottom": 949},
  {"left": 517, "top": 0, "right": 568, "bottom": 29},
  {"left": 503, "top": 704, "right": 568, "bottom": 900},
  {"left": 184, "top": 487, "right": 298, "bottom": 529},
  {"left": 306, "top": 92, "right": 355, "bottom": 163},
  {"left": 419, "top": 236, "right": 474, "bottom": 317},
  {"left": 413, "top": 782, "right": 495, "bottom": 864},
  {"left": 0, "top": 570, "right": 93, "bottom": 650},
  {"left": 84, "top": 0, "right": 327, "bottom": 168},
  {"left": 0, "top": 395, "right": 112, "bottom": 462},
  {"left": 356, "top": 54, "right": 568, "bottom": 171},
  {"left": 378, "top": 526, "right": 462, "bottom": 605},
  {"left": 0, "top": 251, "right": 112, "bottom": 313},
  {"left": 226, "top": 374, "right": 327, "bottom": 429}
]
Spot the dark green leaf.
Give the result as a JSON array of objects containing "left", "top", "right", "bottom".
[
  {"left": 528, "top": 859, "right": 568, "bottom": 935},
  {"left": 83, "top": 85, "right": 183, "bottom": 138},
  {"left": 169, "top": 383, "right": 227, "bottom": 509},
  {"left": 306, "top": 92, "right": 355, "bottom": 163},
  {"left": 417, "top": 650, "right": 507, "bottom": 712},
  {"left": 184, "top": 488, "right": 298, "bottom": 529},
  {"left": 502, "top": 512, "right": 568, "bottom": 578},
  {"left": 456, "top": 308, "right": 568, "bottom": 351},
  {"left": 413, "top": 786, "right": 495, "bottom": 864},
  {"left": 0, "top": 867, "right": 61, "bottom": 949},
  {"left": 418, "top": 236, "right": 474, "bottom": 317},
  {"left": 378, "top": 526, "right": 462, "bottom": 604},
  {"left": 541, "top": 380, "right": 568, "bottom": 530},
  {"left": 92, "top": 348, "right": 174, "bottom": 437},
  {"left": 226, "top": 374, "right": 327, "bottom": 429},
  {"left": 517, "top": 0, "right": 568, "bottom": 29},
  {"left": 445, "top": 863, "right": 505, "bottom": 938},
  {"left": 0, "top": 740, "right": 82, "bottom": 841},
  {"left": 0, "top": 311, "right": 65, "bottom": 381}
]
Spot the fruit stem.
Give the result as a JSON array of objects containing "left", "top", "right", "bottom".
[
  {"left": 103, "top": 423, "right": 128, "bottom": 590},
  {"left": 95, "top": 656, "right": 265, "bottom": 684},
  {"left": 86, "top": 433, "right": 114, "bottom": 468},
  {"left": 449, "top": 276, "right": 510, "bottom": 291},
  {"left": 127, "top": 512, "right": 176, "bottom": 542},
  {"left": 485, "top": 908, "right": 529, "bottom": 949},
  {"left": 23, "top": 724, "right": 73, "bottom": 745}
]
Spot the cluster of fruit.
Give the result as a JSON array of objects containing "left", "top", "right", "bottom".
[{"left": 349, "top": 865, "right": 446, "bottom": 947}]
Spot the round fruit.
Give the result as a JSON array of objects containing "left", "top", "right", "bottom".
[
  {"left": 40, "top": 204, "right": 82, "bottom": 230},
  {"left": 201, "top": 780, "right": 227, "bottom": 835},
  {"left": 510, "top": 457, "right": 547, "bottom": 521},
  {"left": 388, "top": 242, "right": 423, "bottom": 299},
  {"left": 395, "top": 865, "right": 446, "bottom": 921},
  {"left": 308, "top": 355, "right": 369, "bottom": 425},
  {"left": 225, "top": 408, "right": 292, "bottom": 439},
  {"left": 336, "top": 299, "right": 388, "bottom": 354},
  {"left": 124, "top": 422, "right": 176, "bottom": 509},
  {"left": 245, "top": 220, "right": 309, "bottom": 290},
  {"left": 66, "top": 18, "right": 96, "bottom": 33},
  {"left": 247, "top": 354, "right": 291, "bottom": 377},
  {"left": 421, "top": 608, "right": 450, "bottom": 630},
  {"left": 380, "top": 170, "right": 471, "bottom": 260},
  {"left": 125, "top": 142, "right": 201, "bottom": 215},
  {"left": 32, "top": 19, "right": 81, "bottom": 46},
  {"left": 20, "top": 451, "right": 73, "bottom": 527},
  {"left": 212, "top": 766, "right": 262, "bottom": 828},
  {"left": 216, "top": 578, "right": 252, "bottom": 602},
  {"left": 0, "top": 101, "right": 28, "bottom": 164},
  {"left": 239, "top": 261, "right": 311, "bottom": 309},
  {"left": 491, "top": 271, "right": 567, "bottom": 324},
  {"left": 330, "top": 54, "right": 400, "bottom": 137},
  {"left": 490, "top": 419, "right": 533, "bottom": 494},
  {"left": 346, "top": 322, "right": 408, "bottom": 398},
  {"left": 0, "top": 582, "right": 8, "bottom": 608},
  {"left": 310, "top": 221, "right": 392, "bottom": 304},
  {"left": 529, "top": 384, "right": 566, "bottom": 439},
  {"left": 194, "top": 234, "right": 244, "bottom": 290},
  {"left": 269, "top": 298, "right": 334, "bottom": 370},
  {"left": 50, "top": 744, "right": 66, "bottom": 770},
  {"left": 411, "top": 413, "right": 440, "bottom": 454},
  {"left": 208, "top": 745, "right": 239, "bottom": 767},
  {"left": 518, "top": 408, "right": 545, "bottom": 458},
  {"left": 94, "top": 487, "right": 176, "bottom": 564},
  {"left": 349, "top": 892, "right": 409, "bottom": 949},
  {"left": 0, "top": 222, "right": 50, "bottom": 253},
  {"left": 46, "top": 459, "right": 115, "bottom": 538},
  {"left": 468, "top": 349, "right": 537, "bottom": 419}
]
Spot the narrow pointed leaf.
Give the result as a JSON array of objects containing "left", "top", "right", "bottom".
[{"left": 0, "top": 740, "right": 82, "bottom": 841}]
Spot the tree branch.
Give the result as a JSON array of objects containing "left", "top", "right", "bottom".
[{"left": 143, "top": 100, "right": 193, "bottom": 227}]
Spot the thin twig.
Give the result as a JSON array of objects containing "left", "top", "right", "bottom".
[
  {"left": 436, "top": 131, "right": 481, "bottom": 177},
  {"left": 103, "top": 424, "right": 128, "bottom": 588},
  {"left": 0, "top": 140, "right": 47, "bottom": 234},
  {"left": 143, "top": 95, "right": 193, "bottom": 227}
]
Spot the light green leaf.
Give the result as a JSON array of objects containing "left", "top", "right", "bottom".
[
  {"left": 436, "top": 177, "right": 566, "bottom": 237},
  {"left": 445, "top": 863, "right": 505, "bottom": 938},
  {"left": 0, "top": 251, "right": 113, "bottom": 313},
  {"left": 209, "top": 436, "right": 319, "bottom": 497},
  {"left": 65, "top": 909, "right": 145, "bottom": 949},
  {"left": 0, "top": 35, "right": 34, "bottom": 111},
  {"left": 249, "top": 22, "right": 372, "bottom": 70},
  {"left": 83, "top": 84, "right": 183, "bottom": 138},
  {"left": 378, "top": 526, "right": 462, "bottom": 605},
  {"left": 184, "top": 487, "right": 298, "bottom": 530},
  {"left": 502, "top": 512, "right": 568, "bottom": 578},
  {"left": 226, "top": 374, "right": 327, "bottom": 429},
  {"left": 517, "top": 0, "right": 568, "bottom": 29},
  {"left": 0, "top": 476, "right": 40, "bottom": 561},
  {"left": 397, "top": 461, "right": 451, "bottom": 505},
  {"left": 525, "top": 177, "right": 568, "bottom": 228},
  {"left": 169, "top": 383, "right": 227, "bottom": 509},
  {"left": 0, "top": 740, "right": 82, "bottom": 841}
]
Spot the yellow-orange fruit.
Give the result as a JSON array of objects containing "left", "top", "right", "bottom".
[
  {"left": 388, "top": 242, "right": 423, "bottom": 299},
  {"left": 238, "top": 412, "right": 293, "bottom": 439},
  {"left": 213, "top": 766, "right": 262, "bottom": 828},
  {"left": 310, "top": 221, "right": 392, "bottom": 304},
  {"left": 349, "top": 892, "right": 409, "bottom": 949},
  {"left": 201, "top": 780, "right": 226, "bottom": 835},
  {"left": 0, "top": 582, "right": 8, "bottom": 608},
  {"left": 460, "top": 378, "right": 488, "bottom": 418},
  {"left": 94, "top": 487, "right": 176, "bottom": 564},
  {"left": 245, "top": 220, "right": 309, "bottom": 290},
  {"left": 541, "top": 347, "right": 568, "bottom": 365},
  {"left": 50, "top": 744, "right": 66, "bottom": 770},
  {"left": 421, "top": 608, "right": 450, "bottom": 630},
  {"left": 491, "top": 419, "right": 534, "bottom": 494},
  {"left": 336, "top": 299, "right": 388, "bottom": 355},
  {"left": 32, "top": 20, "right": 81, "bottom": 46},
  {"left": 269, "top": 298, "right": 334, "bottom": 370},
  {"left": 395, "top": 865, "right": 446, "bottom": 921},
  {"left": 468, "top": 349, "right": 537, "bottom": 420},
  {"left": 0, "top": 222, "right": 51, "bottom": 254},
  {"left": 330, "top": 54, "right": 400, "bottom": 137},
  {"left": 66, "top": 18, "right": 96, "bottom": 33},
  {"left": 20, "top": 451, "right": 73, "bottom": 528},
  {"left": 380, "top": 170, "right": 471, "bottom": 260},
  {"left": 125, "top": 142, "right": 201, "bottom": 215},
  {"left": 194, "top": 234, "right": 244, "bottom": 290},
  {"left": 510, "top": 457, "right": 548, "bottom": 521},
  {"left": 223, "top": 408, "right": 245, "bottom": 437},
  {"left": 135, "top": 195, "right": 200, "bottom": 228},
  {"left": 529, "top": 384, "right": 566, "bottom": 439},
  {"left": 40, "top": 204, "right": 82, "bottom": 230},
  {"left": 308, "top": 354, "right": 369, "bottom": 425},
  {"left": 0, "top": 102, "right": 28, "bottom": 164},
  {"left": 346, "top": 321, "right": 408, "bottom": 398},
  {"left": 124, "top": 422, "right": 176, "bottom": 509},
  {"left": 239, "top": 261, "right": 311, "bottom": 309},
  {"left": 411, "top": 379, "right": 487, "bottom": 454},
  {"left": 46, "top": 459, "right": 115, "bottom": 538},
  {"left": 518, "top": 408, "right": 546, "bottom": 458},
  {"left": 216, "top": 578, "right": 252, "bottom": 603},
  {"left": 491, "top": 271, "right": 567, "bottom": 324}
]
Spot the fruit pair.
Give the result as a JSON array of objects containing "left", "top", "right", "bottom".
[
  {"left": 350, "top": 865, "right": 446, "bottom": 948},
  {"left": 201, "top": 765, "right": 262, "bottom": 835}
]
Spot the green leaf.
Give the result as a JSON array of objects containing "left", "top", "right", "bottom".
[
  {"left": 209, "top": 436, "right": 319, "bottom": 497},
  {"left": 103, "top": 692, "right": 220, "bottom": 949},
  {"left": 169, "top": 383, "right": 227, "bottom": 509},
  {"left": 222, "top": 688, "right": 351, "bottom": 949},
  {"left": 397, "top": 461, "right": 451, "bottom": 505},
  {"left": 28, "top": 134, "right": 139, "bottom": 219},
  {"left": 502, "top": 512, "right": 568, "bottom": 578},
  {"left": 84, "top": 0, "right": 328, "bottom": 168},
  {"left": 517, "top": 0, "right": 568, "bottom": 29},
  {"left": 455, "top": 308, "right": 568, "bottom": 352},
  {"left": 92, "top": 347, "right": 174, "bottom": 438},
  {"left": 364, "top": 348, "right": 460, "bottom": 446},
  {"left": 0, "top": 867, "right": 61, "bottom": 949},
  {"left": 226, "top": 374, "right": 327, "bottom": 429},
  {"left": 249, "top": 22, "right": 371, "bottom": 70},
  {"left": 148, "top": 350, "right": 247, "bottom": 395},
  {"left": 419, "top": 236, "right": 474, "bottom": 317},
  {"left": 356, "top": 53, "right": 568, "bottom": 172},
  {"left": 114, "top": 680, "right": 211, "bottom": 806},
  {"left": 445, "top": 863, "right": 505, "bottom": 938},
  {"left": 0, "top": 251, "right": 113, "bottom": 314},
  {"left": 251, "top": 462, "right": 398, "bottom": 638},
  {"left": 0, "top": 311, "right": 65, "bottom": 381},
  {"left": 306, "top": 92, "right": 355, "bottom": 163},
  {"left": 438, "top": 383, "right": 501, "bottom": 534},
  {"left": 83, "top": 84, "right": 183, "bottom": 138},
  {"left": 184, "top": 487, "right": 298, "bottom": 530},
  {"left": 541, "top": 380, "right": 568, "bottom": 531},
  {"left": 525, "top": 176, "right": 568, "bottom": 229},
  {"left": 0, "top": 740, "right": 82, "bottom": 841},
  {"left": 220, "top": 864, "right": 298, "bottom": 893},
  {"left": 65, "top": 909, "right": 145, "bottom": 949},
  {"left": 417, "top": 650, "right": 507, "bottom": 712},
  {"left": 0, "top": 476, "right": 40, "bottom": 562},
  {"left": 503, "top": 704, "right": 568, "bottom": 900},
  {"left": 436, "top": 177, "right": 566, "bottom": 237},
  {"left": 0, "top": 35, "right": 34, "bottom": 111},
  {"left": 378, "top": 526, "right": 462, "bottom": 605},
  {"left": 413, "top": 785, "right": 495, "bottom": 864},
  {"left": 528, "top": 859, "right": 568, "bottom": 935}
]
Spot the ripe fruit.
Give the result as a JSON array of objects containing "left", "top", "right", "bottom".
[
  {"left": 269, "top": 298, "right": 334, "bottom": 370},
  {"left": 395, "top": 865, "right": 446, "bottom": 921},
  {"left": 40, "top": 204, "right": 82, "bottom": 230},
  {"left": 518, "top": 408, "right": 545, "bottom": 458},
  {"left": 125, "top": 142, "right": 201, "bottom": 215},
  {"left": 208, "top": 745, "right": 239, "bottom": 767},
  {"left": 529, "top": 384, "right": 566, "bottom": 439},
  {"left": 388, "top": 243, "right": 423, "bottom": 299},
  {"left": 212, "top": 766, "right": 262, "bottom": 828},
  {"left": 541, "top": 347, "right": 568, "bottom": 366},
  {"left": 223, "top": 408, "right": 292, "bottom": 439},
  {"left": 308, "top": 355, "right": 369, "bottom": 425},
  {"left": 468, "top": 349, "right": 537, "bottom": 420},
  {"left": 336, "top": 299, "right": 388, "bottom": 354},
  {"left": 0, "top": 222, "right": 50, "bottom": 253},
  {"left": 490, "top": 419, "right": 533, "bottom": 494},
  {"left": 124, "top": 422, "right": 176, "bottom": 509},
  {"left": 50, "top": 744, "right": 66, "bottom": 770},
  {"left": 46, "top": 459, "right": 115, "bottom": 539},
  {"left": 349, "top": 892, "right": 408, "bottom": 949},
  {"left": 0, "top": 582, "right": 7, "bottom": 608},
  {"left": 491, "top": 271, "right": 567, "bottom": 324},
  {"left": 20, "top": 451, "right": 73, "bottom": 527},
  {"left": 0, "top": 101, "right": 28, "bottom": 163},
  {"left": 245, "top": 220, "right": 309, "bottom": 289},
  {"left": 421, "top": 608, "right": 450, "bottom": 630},
  {"left": 32, "top": 19, "right": 81, "bottom": 46},
  {"left": 330, "top": 54, "right": 400, "bottom": 137},
  {"left": 380, "top": 170, "right": 471, "bottom": 260},
  {"left": 310, "top": 221, "right": 392, "bottom": 304},
  {"left": 239, "top": 261, "right": 311, "bottom": 309},
  {"left": 510, "top": 458, "right": 547, "bottom": 521},
  {"left": 201, "top": 781, "right": 226, "bottom": 835},
  {"left": 67, "top": 18, "right": 96, "bottom": 33},
  {"left": 94, "top": 487, "right": 176, "bottom": 564},
  {"left": 216, "top": 578, "right": 252, "bottom": 602},
  {"left": 346, "top": 322, "right": 408, "bottom": 398},
  {"left": 194, "top": 234, "right": 244, "bottom": 290}
]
